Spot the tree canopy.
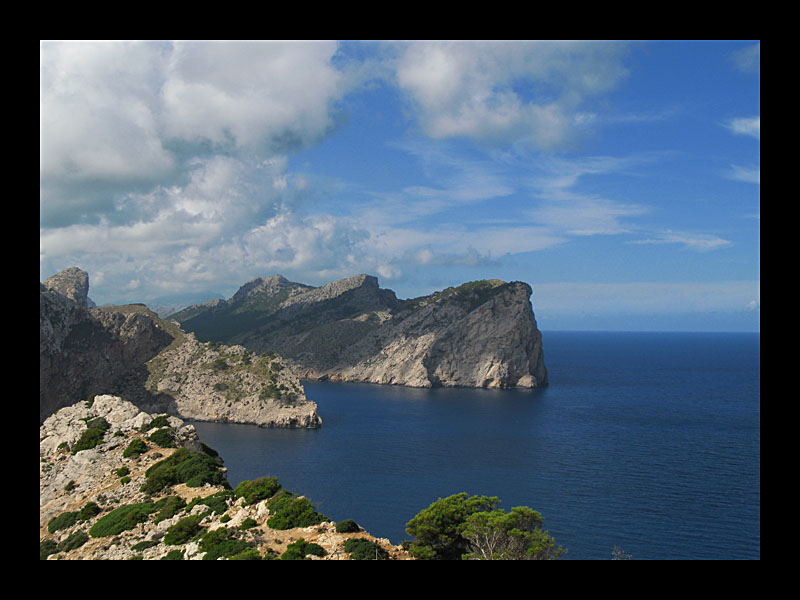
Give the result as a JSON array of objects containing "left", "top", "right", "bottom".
[{"left": 405, "top": 493, "right": 565, "bottom": 560}]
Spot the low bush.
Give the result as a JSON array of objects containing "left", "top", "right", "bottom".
[
  {"left": 199, "top": 526, "right": 251, "bottom": 560},
  {"left": 162, "top": 549, "right": 184, "bottom": 560},
  {"left": 280, "top": 538, "right": 326, "bottom": 560},
  {"left": 266, "top": 492, "right": 327, "bottom": 530},
  {"left": 122, "top": 438, "right": 147, "bottom": 458},
  {"left": 40, "top": 539, "right": 59, "bottom": 560},
  {"left": 78, "top": 501, "right": 101, "bottom": 521},
  {"left": 234, "top": 477, "right": 281, "bottom": 506},
  {"left": 240, "top": 517, "right": 257, "bottom": 530},
  {"left": 148, "top": 427, "right": 175, "bottom": 448},
  {"left": 185, "top": 490, "right": 234, "bottom": 516},
  {"left": 164, "top": 515, "right": 204, "bottom": 545},
  {"left": 344, "top": 537, "right": 388, "bottom": 560},
  {"left": 89, "top": 501, "right": 159, "bottom": 538},
  {"left": 335, "top": 519, "right": 360, "bottom": 533},
  {"left": 143, "top": 415, "right": 171, "bottom": 431},
  {"left": 47, "top": 511, "right": 79, "bottom": 533},
  {"left": 71, "top": 426, "right": 105, "bottom": 454},
  {"left": 142, "top": 447, "right": 229, "bottom": 494},
  {"left": 115, "top": 466, "right": 130, "bottom": 477},
  {"left": 58, "top": 530, "right": 89, "bottom": 552}
]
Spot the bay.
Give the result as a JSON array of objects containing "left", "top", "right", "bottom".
[{"left": 192, "top": 331, "right": 760, "bottom": 559}]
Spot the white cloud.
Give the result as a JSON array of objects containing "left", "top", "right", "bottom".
[
  {"left": 726, "top": 116, "right": 760, "bottom": 140},
  {"left": 629, "top": 230, "right": 732, "bottom": 252},
  {"left": 392, "top": 41, "right": 629, "bottom": 148}
]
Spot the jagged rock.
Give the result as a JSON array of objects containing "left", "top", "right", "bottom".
[
  {"left": 173, "top": 275, "right": 548, "bottom": 390},
  {"left": 43, "top": 266, "right": 95, "bottom": 307},
  {"left": 39, "top": 276, "right": 321, "bottom": 428}
]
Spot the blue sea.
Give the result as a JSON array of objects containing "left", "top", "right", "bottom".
[{"left": 192, "top": 331, "right": 760, "bottom": 560}]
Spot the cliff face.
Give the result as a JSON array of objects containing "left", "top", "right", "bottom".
[
  {"left": 40, "top": 268, "right": 320, "bottom": 428},
  {"left": 40, "top": 395, "right": 408, "bottom": 560},
  {"left": 173, "top": 275, "right": 548, "bottom": 390}
]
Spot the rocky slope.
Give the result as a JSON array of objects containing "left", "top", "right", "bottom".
[
  {"left": 43, "top": 266, "right": 96, "bottom": 307},
  {"left": 40, "top": 395, "right": 408, "bottom": 560},
  {"left": 171, "top": 275, "right": 548, "bottom": 390},
  {"left": 40, "top": 268, "right": 320, "bottom": 428}
]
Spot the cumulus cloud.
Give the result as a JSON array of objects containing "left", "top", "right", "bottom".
[{"left": 392, "top": 40, "right": 629, "bottom": 148}]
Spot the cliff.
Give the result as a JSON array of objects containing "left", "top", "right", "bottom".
[
  {"left": 172, "top": 275, "right": 548, "bottom": 390},
  {"left": 40, "top": 395, "right": 408, "bottom": 560},
  {"left": 40, "top": 268, "right": 320, "bottom": 428}
]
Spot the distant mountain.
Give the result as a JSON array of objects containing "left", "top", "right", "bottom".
[{"left": 171, "top": 274, "right": 548, "bottom": 390}]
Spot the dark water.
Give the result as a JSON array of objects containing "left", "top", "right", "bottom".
[{"left": 192, "top": 331, "right": 760, "bottom": 560}]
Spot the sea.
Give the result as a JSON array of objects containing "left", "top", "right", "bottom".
[{"left": 191, "top": 331, "right": 760, "bottom": 560}]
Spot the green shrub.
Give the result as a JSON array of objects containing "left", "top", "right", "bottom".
[
  {"left": 280, "top": 538, "right": 326, "bottom": 560},
  {"left": 230, "top": 548, "right": 263, "bottom": 560},
  {"left": 115, "top": 466, "right": 130, "bottom": 477},
  {"left": 143, "top": 447, "right": 229, "bottom": 494},
  {"left": 40, "top": 539, "right": 59, "bottom": 560},
  {"left": 89, "top": 502, "right": 159, "bottom": 538},
  {"left": 58, "top": 530, "right": 89, "bottom": 552},
  {"left": 122, "top": 438, "right": 147, "bottom": 458},
  {"left": 199, "top": 526, "right": 251, "bottom": 560},
  {"left": 132, "top": 540, "right": 159, "bottom": 551},
  {"left": 153, "top": 495, "right": 186, "bottom": 524},
  {"left": 48, "top": 511, "right": 79, "bottom": 533},
  {"left": 344, "top": 538, "right": 388, "bottom": 560},
  {"left": 86, "top": 416, "right": 110, "bottom": 431},
  {"left": 200, "top": 442, "right": 219, "bottom": 458},
  {"left": 162, "top": 549, "right": 184, "bottom": 560},
  {"left": 266, "top": 492, "right": 327, "bottom": 530},
  {"left": 185, "top": 490, "right": 234, "bottom": 516},
  {"left": 148, "top": 427, "right": 175, "bottom": 448},
  {"left": 120, "top": 476, "right": 131, "bottom": 485},
  {"left": 143, "top": 415, "right": 171, "bottom": 431},
  {"left": 240, "top": 518, "right": 257, "bottom": 531},
  {"left": 71, "top": 426, "right": 105, "bottom": 453},
  {"left": 335, "top": 519, "right": 360, "bottom": 533},
  {"left": 78, "top": 501, "right": 101, "bottom": 521},
  {"left": 164, "top": 515, "right": 204, "bottom": 545},
  {"left": 234, "top": 477, "right": 281, "bottom": 506}
]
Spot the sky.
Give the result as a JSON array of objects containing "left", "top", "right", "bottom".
[{"left": 40, "top": 40, "right": 760, "bottom": 331}]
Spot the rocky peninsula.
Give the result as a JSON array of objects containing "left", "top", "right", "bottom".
[{"left": 171, "top": 274, "right": 548, "bottom": 390}]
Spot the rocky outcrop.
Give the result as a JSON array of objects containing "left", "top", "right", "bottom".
[
  {"left": 173, "top": 275, "right": 548, "bottom": 390},
  {"left": 43, "top": 266, "right": 95, "bottom": 307},
  {"left": 40, "top": 268, "right": 321, "bottom": 428},
  {"left": 40, "top": 395, "right": 409, "bottom": 560}
]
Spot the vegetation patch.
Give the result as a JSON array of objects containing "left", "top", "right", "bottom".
[
  {"left": 147, "top": 427, "right": 175, "bottom": 448},
  {"left": 266, "top": 491, "right": 327, "bottom": 530},
  {"left": 335, "top": 519, "right": 361, "bottom": 533},
  {"left": 199, "top": 526, "right": 253, "bottom": 560},
  {"left": 185, "top": 490, "right": 234, "bottom": 516},
  {"left": 122, "top": 438, "right": 147, "bottom": 458},
  {"left": 344, "top": 538, "right": 388, "bottom": 560},
  {"left": 142, "top": 447, "right": 229, "bottom": 494},
  {"left": 71, "top": 425, "right": 106, "bottom": 454},
  {"left": 234, "top": 477, "right": 281, "bottom": 506},
  {"left": 164, "top": 515, "right": 204, "bottom": 545},
  {"left": 89, "top": 502, "right": 159, "bottom": 538},
  {"left": 280, "top": 538, "right": 325, "bottom": 560}
]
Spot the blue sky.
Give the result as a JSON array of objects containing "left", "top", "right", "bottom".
[{"left": 40, "top": 40, "right": 760, "bottom": 331}]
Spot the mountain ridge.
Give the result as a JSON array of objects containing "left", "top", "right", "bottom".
[{"left": 171, "top": 273, "right": 548, "bottom": 390}]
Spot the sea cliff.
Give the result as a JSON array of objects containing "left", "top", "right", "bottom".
[{"left": 172, "top": 275, "right": 548, "bottom": 390}]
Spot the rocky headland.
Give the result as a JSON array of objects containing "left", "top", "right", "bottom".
[
  {"left": 40, "top": 395, "right": 408, "bottom": 560},
  {"left": 171, "top": 274, "right": 548, "bottom": 390},
  {"left": 40, "top": 268, "right": 320, "bottom": 428}
]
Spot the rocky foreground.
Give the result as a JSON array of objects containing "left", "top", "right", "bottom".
[{"left": 40, "top": 395, "right": 410, "bottom": 560}]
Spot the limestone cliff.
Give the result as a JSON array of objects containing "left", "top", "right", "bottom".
[
  {"left": 40, "top": 395, "right": 408, "bottom": 560},
  {"left": 40, "top": 268, "right": 320, "bottom": 428},
  {"left": 172, "top": 275, "right": 548, "bottom": 390},
  {"left": 43, "top": 266, "right": 96, "bottom": 307}
]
